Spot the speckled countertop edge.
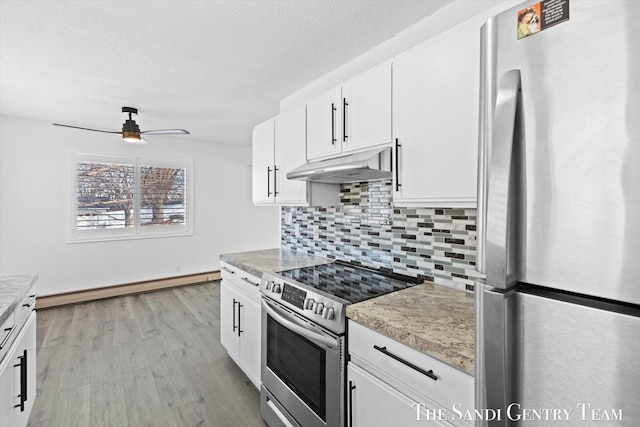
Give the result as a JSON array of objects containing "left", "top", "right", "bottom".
[
  {"left": 220, "top": 248, "right": 332, "bottom": 278},
  {"left": 346, "top": 281, "right": 475, "bottom": 376},
  {"left": 0, "top": 274, "right": 38, "bottom": 326}
]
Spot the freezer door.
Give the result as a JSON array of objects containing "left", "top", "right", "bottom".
[
  {"left": 479, "top": 284, "right": 640, "bottom": 426},
  {"left": 479, "top": 0, "right": 640, "bottom": 304}
]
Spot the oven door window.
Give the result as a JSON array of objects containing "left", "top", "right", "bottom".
[{"left": 266, "top": 315, "right": 326, "bottom": 421}]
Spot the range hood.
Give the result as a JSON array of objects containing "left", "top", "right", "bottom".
[{"left": 286, "top": 147, "right": 392, "bottom": 184}]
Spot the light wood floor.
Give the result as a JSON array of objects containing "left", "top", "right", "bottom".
[{"left": 28, "top": 281, "right": 265, "bottom": 427}]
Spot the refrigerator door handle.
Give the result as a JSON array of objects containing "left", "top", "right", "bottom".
[
  {"left": 477, "top": 283, "right": 514, "bottom": 427},
  {"left": 486, "top": 69, "right": 522, "bottom": 289}
]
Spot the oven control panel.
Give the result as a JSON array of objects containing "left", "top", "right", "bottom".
[
  {"left": 260, "top": 272, "right": 345, "bottom": 334},
  {"left": 281, "top": 284, "right": 306, "bottom": 309}
]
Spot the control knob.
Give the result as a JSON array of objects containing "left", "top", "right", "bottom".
[
  {"left": 321, "top": 306, "right": 335, "bottom": 320},
  {"left": 313, "top": 302, "right": 324, "bottom": 315},
  {"left": 303, "top": 298, "right": 315, "bottom": 310},
  {"left": 272, "top": 283, "right": 281, "bottom": 294},
  {"left": 265, "top": 281, "right": 273, "bottom": 291}
]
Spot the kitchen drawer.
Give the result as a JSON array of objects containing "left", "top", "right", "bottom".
[
  {"left": 0, "top": 312, "right": 16, "bottom": 363},
  {"left": 220, "top": 262, "right": 261, "bottom": 302},
  {"left": 14, "top": 285, "right": 37, "bottom": 331},
  {"left": 348, "top": 320, "right": 473, "bottom": 414}
]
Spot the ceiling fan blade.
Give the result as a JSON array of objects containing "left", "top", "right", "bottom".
[
  {"left": 53, "top": 123, "right": 121, "bottom": 134},
  {"left": 141, "top": 129, "right": 190, "bottom": 135}
]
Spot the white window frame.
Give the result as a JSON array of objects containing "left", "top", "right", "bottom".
[{"left": 69, "top": 152, "right": 193, "bottom": 242}]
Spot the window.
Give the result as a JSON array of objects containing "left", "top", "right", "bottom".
[{"left": 71, "top": 153, "right": 192, "bottom": 241}]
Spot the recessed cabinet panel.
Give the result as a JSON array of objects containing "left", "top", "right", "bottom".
[
  {"left": 306, "top": 86, "right": 342, "bottom": 160},
  {"left": 342, "top": 62, "right": 392, "bottom": 153},
  {"left": 274, "top": 107, "right": 308, "bottom": 204},
  {"left": 252, "top": 118, "right": 276, "bottom": 204},
  {"left": 393, "top": 26, "right": 479, "bottom": 206}
]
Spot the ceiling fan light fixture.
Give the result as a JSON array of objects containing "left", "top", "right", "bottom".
[{"left": 122, "top": 131, "right": 141, "bottom": 143}]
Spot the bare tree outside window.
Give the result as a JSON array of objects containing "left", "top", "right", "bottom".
[
  {"left": 140, "top": 165, "right": 186, "bottom": 226},
  {"left": 76, "top": 161, "right": 134, "bottom": 229},
  {"left": 73, "top": 156, "right": 190, "bottom": 238}
]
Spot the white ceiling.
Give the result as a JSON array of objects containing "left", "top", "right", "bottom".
[{"left": 0, "top": 0, "right": 454, "bottom": 146}]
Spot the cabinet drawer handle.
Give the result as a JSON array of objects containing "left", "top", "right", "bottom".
[
  {"left": 222, "top": 266, "right": 235, "bottom": 275},
  {"left": 241, "top": 277, "right": 259, "bottom": 287},
  {"left": 0, "top": 325, "right": 16, "bottom": 350},
  {"left": 373, "top": 345, "right": 438, "bottom": 381},
  {"left": 23, "top": 294, "right": 37, "bottom": 308}
]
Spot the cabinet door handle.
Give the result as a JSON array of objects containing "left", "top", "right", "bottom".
[
  {"left": 14, "top": 350, "right": 27, "bottom": 411},
  {"left": 232, "top": 298, "right": 238, "bottom": 333},
  {"left": 23, "top": 294, "right": 37, "bottom": 308},
  {"left": 0, "top": 325, "right": 16, "bottom": 350},
  {"left": 238, "top": 302, "right": 243, "bottom": 337},
  {"left": 342, "top": 98, "right": 349, "bottom": 142},
  {"left": 221, "top": 266, "right": 235, "bottom": 274},
  {"left": 348, "top": 380, "right": 356, "bottom": 427},
  {"left": 373, "top": 345, "right": 438, "bottom": 381},
  {"left": 331, "top": 103, "right": 337, "bottom": 145},
  {"left": 273, "top": 166, "right": 279, "bottom": 196},
  {"left": 267, "top": 166, "right": 272, "bottom": 197},
  {"left": 394, "top": 138, "right": 402, "bottom": 192}
]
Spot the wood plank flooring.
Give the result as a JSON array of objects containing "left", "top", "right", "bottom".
[{"left": 28, "top": 281, "right": 265, "bottom": 427}]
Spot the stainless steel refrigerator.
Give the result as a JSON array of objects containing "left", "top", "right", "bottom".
[{"left": 476, "top": 0, "right": 640, "bottom": 425}]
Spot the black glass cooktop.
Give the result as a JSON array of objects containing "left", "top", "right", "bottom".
[{"left": 278, "top": 261, "right": 422, "bottom": 304}]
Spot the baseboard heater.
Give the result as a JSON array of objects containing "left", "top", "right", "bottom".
[{"left": 35, "top": 271, "right": 221, "bottom": 309}]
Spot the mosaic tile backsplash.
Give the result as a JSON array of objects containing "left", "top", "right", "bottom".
[{"left": 281, "top": 180, "right": 482, "bottom": 291}]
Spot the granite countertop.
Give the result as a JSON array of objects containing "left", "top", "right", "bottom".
[
  {"left": 346, "top": 282, "right": 474, "bottom": 376},
  {"left": 0, "top": 274, "right": 38, "bottom": 326},
  {"left": 220, "top": 248, "right": 332, "bottom": 278}
]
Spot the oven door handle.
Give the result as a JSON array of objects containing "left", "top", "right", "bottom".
[{"left": 262, "top": 299, "right": 337, "bottom": 350}]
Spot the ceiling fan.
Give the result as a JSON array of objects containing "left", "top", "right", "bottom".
[{"left": 53, "top": 106, "right": 190, "bottom": 145}]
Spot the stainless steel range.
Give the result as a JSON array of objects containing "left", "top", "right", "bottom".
[{"left": 259, "top": 260, "right": 421, "bottom": 427}]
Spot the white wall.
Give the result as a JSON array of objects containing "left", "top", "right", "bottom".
[{"left": 0, "top": 115, "right": 280, "bottom": 296}]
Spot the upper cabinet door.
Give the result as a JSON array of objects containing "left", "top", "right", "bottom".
[
  {"left": 342, "top": 62, "right": 392, "bottom": 153},
  {"left": 393, "top": 24, "right": 480, "bottom": 207},
  {"left": 274, "top": 106, "right": 307, "bottom": 205},
  {"left": 252, "top": 118, "right": 275, "bottom": 204},
  {"left": 306, "top": 86, "right": 342, "bottom": 160}
]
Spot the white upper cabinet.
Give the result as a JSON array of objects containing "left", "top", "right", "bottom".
[
  {"left": 273, "top": 107, "right": 308, "bottom": 205},
  {"left": 307, "top": 62, "right": 392, "bottom": 161},
  {"left": 342, "top": 61, "right": 392, "bottom": 153},
  {"left": 393, "top": 24, "right": 480, "bottom": 207},
  {"left": 253, "top": 106, "right": 335, "bottom": 206},
  {"left": 306, "top": 86, "right": 342, "bottom": 160},
  {"left": 252, "top": 117, "right": 276, "bottom": 204}
]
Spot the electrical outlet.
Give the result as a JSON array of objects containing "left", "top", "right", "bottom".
[
  {"left": 313, "top": 225, "right": 320, "bottom": 239},
  {"left": 176, "top": 264, "right": 181, "bottom": 273},
  {"left": 284, "top": 211, "right": 293, "bottom": 226},
  {"left": 295, "top": 223, "right": 300, "bottom": 237}
]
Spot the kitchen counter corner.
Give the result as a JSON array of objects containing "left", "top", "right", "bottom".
[
  {"left": 0, "top": 273, "right": 39, "bottom": 326},
  {"left": 220, "top": 248, "right": 332, "bottom": 278},
  {"left": 346, "top": 282, "right": 474, "bottom": 376}
]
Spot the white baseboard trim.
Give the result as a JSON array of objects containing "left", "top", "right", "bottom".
[{"left": 36, "top": 271, "right": 221, "bottom": 309}]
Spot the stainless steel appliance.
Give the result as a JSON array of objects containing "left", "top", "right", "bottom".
[
  {"left": 476, "top": 1, "right": 640, "bottom": 425},
  {"left": 260, "top": 261, "right": 421, "bottom": 427}
]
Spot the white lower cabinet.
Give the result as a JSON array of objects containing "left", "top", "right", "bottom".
[
  {"left": 0, "top": 312, "right": 36, "bottom": 427},
  {"left": 219, "top": 262, "right": 262, "bottom": 388},
  {"left": 347, "top": 320, "right": 473, "bottom": 427}
]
